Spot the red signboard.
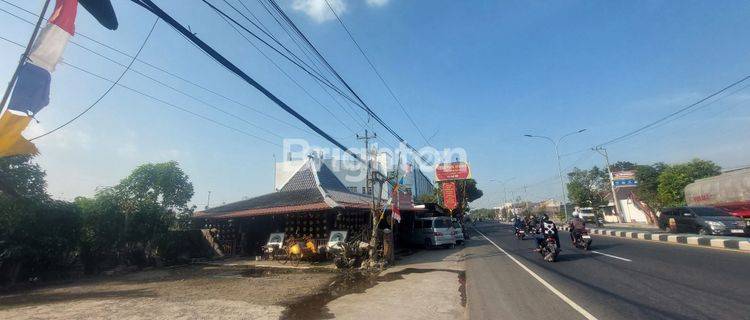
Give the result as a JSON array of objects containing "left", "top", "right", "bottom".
[
  {"left": 442, "top": 181, "right": 458, "bottom": 211},
  {"left": 435, "top": 162, "right": 472, "bottom": 181}
]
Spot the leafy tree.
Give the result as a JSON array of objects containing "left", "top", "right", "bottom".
[
  {"left": 115, "top": 161, "right": 194, "bottom": 212},
  {"left": 0, "top": 155, "right": 47, "bottom": 200},
  {"left": 566, "top": 166, "right": 609, "bottom": 207},
  {"left": 657, "top": 159, "right": 721, "bottom": 207},
  {"left": 610, "top": 161, "right": 637, "bottom": 172},
  {"left": 633, "top": 163, "right": 666, "bottom": 223},
  {"left": 0, "top": 156, "right": 80, "bottom": 284},
  {"left": 457, "top": 179, "right": 483, "bottom": 204}
]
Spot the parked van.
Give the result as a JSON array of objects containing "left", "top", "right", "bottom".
[{"left": 409, "top": 217, "right": 456, "bottom": 248}]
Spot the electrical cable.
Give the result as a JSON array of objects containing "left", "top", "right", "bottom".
[
  {"left": 131, "top": 0, "right": 364, "bottom": 162},
  {"left": 0, "top": 35, "right": 282, "bottom": 147},
  {"left": 323, "top": 0, "right": 432, "bottom": 147},
  {"left": 0, "top": 3, "right": 317, "bottom": 135},
  {"left": 30, "top": 18, "right": 160, "bottom": 141}
]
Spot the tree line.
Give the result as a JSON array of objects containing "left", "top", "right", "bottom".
[
  {"left": 566, "top": 158, "right": 721, "bottom": 223},
  {"left": 0, "top": 156, "right": 196, "bottom": 286}
]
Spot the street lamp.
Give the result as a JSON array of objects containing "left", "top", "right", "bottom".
[{"left": 524, "top": 129, "right": 587, "bottom": 220}]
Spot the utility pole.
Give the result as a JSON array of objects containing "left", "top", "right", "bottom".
[
  {"left": 0, "top": 0, "right": 52, "bottom": 112},
  {"left": 358, "top": 130, "right": 381, "bottom": 264},
  {"left": 272, "top": 154, "right": 277, "bottom": 191},
  {"left": 593, "top": 146, "right": 623, "bottom": 223},
  {"left": 205, "top": 191, "right": 212, "bottom": 210}
]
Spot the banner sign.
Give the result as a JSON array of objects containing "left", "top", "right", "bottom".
[
  {"left": 435, "top": 162, "right": 472, "bottom": 181},
  {"left": 612, "top": 170, "right": 637, "bottom": 187},
  {"left": 442, "top": 181, "right": 458, "bottom": 211}
]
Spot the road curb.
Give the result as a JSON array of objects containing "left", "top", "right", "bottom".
[{"left": 561, "top": 226, "right": 750, "bottom": 253}]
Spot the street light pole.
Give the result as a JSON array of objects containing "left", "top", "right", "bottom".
[{"left": 524, "top": 129, "right": 586, "bottom": 220}]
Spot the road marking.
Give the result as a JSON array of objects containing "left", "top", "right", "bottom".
[
  {"left": 473, "top": 227, "right": 598, "bottom": 320},
  {"left": 590, "top": 250, "right": 632, "bottom": 262}
]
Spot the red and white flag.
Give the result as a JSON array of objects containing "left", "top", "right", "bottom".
[{"left": 9, "top": 0, "right": 78, "bottom": 115}]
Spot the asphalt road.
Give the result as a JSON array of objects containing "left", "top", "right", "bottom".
[{"left": 465, "top": 221, "right": 750, "bottom": 320}]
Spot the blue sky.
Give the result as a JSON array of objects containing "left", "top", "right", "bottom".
[{"left": 2, "top": 0, "right": 750, "bottom": 209}]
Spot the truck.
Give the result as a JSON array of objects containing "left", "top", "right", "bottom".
[{"left": 684, "top": 168, "right": 750, "bottom": 223}]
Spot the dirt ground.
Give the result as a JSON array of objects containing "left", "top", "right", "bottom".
[{"left": 0, "top": 263, "right": 338, "bottom": 320}]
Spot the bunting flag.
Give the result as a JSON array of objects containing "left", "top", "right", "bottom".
[
  {"left": 391, "top": 183, "right": 401, "bottom": 223},
  {"left": 9, "top": 0, "right": 78, "bottom": 115},
  {"left": 0, "top": 111, "right": 38, "bottom": 158}
]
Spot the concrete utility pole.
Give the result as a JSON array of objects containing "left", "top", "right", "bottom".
[
  {"left": 524, "top": 129, "right": 587, "bottom": 220},
  {"left": 357, "top": 130, "right": 381, "bottom": 263},
  {"left": 205, "top": 191, "right": 212, "bottom": 210},
  {"left": 593, "top": 146, "right": 623, "bottom": 223}
]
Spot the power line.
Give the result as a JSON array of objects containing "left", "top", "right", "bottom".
[
  {"left": 0, "top": 3, "right": 317, "bottom": 136},
  {"left": 199, "top": 0, "right": 368, "bottom": 112},
  {"left": 131, "top": 0, "right": 364, "bottom": 162},
  {"left": 596, "top": 75, "right": 750, "bottom": 147},
  {"left": 31, "top": 18, "right": 160, "bottom": 141},
  {"left": 250, "top": 0, "right": 369, "bottom": 129},
  {"left": 323, "top": 0, "right": 432, "bottom": 146},
  {"left": 265, "top": 0, "right": 432, "bottom": 164},
  {"left": 0, "top": 35, "right": 282, "bottom": 147},
  {"left": 213, "top": 10, "right": 358, "bottom": 135}
]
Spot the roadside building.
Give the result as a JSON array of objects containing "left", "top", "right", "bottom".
[
  {"left": 195, "top": 157, "right": 372, "bottom": 256},
  {"left": 604, "top": 186, "right": 649, "bottom": 223},
  {"left": 275, "top": 154, "right": 434, "bottom": 203}
]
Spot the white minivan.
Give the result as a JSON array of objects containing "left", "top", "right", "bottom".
[{"left": 409, "top": 217, "right": 456, "bottom": 248}]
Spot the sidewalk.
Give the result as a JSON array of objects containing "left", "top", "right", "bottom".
[
  {"left": 325, "top": 247, "right": 466, "bottom": 319},
  {"left": 562, "top": 225, "right": 750, "bottom": 252}
]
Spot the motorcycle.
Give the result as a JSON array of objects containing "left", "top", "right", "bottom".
[
  {"left": 515, "top": 228, "right": 526, "bottom": 240},
  {"left": 595, "top": 217, "right": 604, "bottom": 227},
  {"left": 539, "top": 235, "right": 560, "bottom": 262},
  {"left": 572, "top": 229, "right": 592, "bottom": 250}
]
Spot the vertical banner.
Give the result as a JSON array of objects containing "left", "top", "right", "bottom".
[{"left": 442, "top": 181, "right": 458, "bottom": 211}]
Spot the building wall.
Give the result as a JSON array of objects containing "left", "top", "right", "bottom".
[{"left": 619, "top": 198, "right": 649, "bottom": 223}]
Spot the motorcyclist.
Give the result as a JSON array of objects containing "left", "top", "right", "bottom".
[
  {"left": 526, "top": 215, "right": 537, "bottom": 233},
  {"left": 568, "top": 213, "right": 587, "bottom": 245},
  {"left": 514, "top": 216, "right": 526, "bottom": 231},
  {"left": 535, "top": 213, "right": 560, "bottom": 249}
]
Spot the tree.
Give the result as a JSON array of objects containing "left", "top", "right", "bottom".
[
  {"left": 457, "top": 179, "right": 483, "bottom": 204},
  {"left": 610, "top": 161, "right": 637, "bottom": 172},
  {"left": 633, "top": 163, "right": 666, "bottom": 223},
  {"left": 0, "top": 155, "right": 47, "bottom": 200},
  {"left": 566, "top": 166, "right": 609, "bottom": 208},
  {"left": 115, "top": 161, "right": 194, "bottom": 212},
  {"left": 657, "top": 159, "right": 721, "bottom": 207}
]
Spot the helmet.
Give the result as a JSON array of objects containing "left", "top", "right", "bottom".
[{"left": 540, "top": 213, "right": 550, "bottom": 221}]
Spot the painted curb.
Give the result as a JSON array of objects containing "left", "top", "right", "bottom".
[{"left": 561, "top": 226, "right": 750, "bottom": 253}]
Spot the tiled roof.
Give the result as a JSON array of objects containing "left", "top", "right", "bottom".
[
  {"left": 195, "top": 159, "right": 371, "bottom": 219},
  {"left": 279, "top": 161, "right": 317, "bottom": 192}
]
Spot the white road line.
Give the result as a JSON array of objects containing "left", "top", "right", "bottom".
[
  {"left": 590, "top": 250, "right": 632, "bottom": 262},
  {"left": 473, "top": 228, "right": 598, "bottom": 320}
]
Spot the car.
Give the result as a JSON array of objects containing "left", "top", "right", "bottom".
[
  {"left": 658, "top": 206, "right": 749, "bottom": 236},
  {"left": 452, "top": 218, "right": 466, "bottom": 245},
  {"left": 573, "top": 207, "right": 597, "bottom": 223},
  {"left": 408, "top": 216, "right": 456, "bottom": 248}
]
